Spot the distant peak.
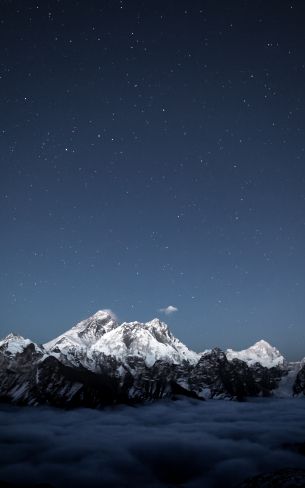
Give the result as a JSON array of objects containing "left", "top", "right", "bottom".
[
  {"left": 119, "top": 319, "right": 165, "bottom": 330},
  {"left": 3, "top": 332, "right": 23, "bottom": 341},
  {"left": 253, "top": 339, "right": 273, "bottom": 348},
  {"left": 146, "top": 318, "right": 170, "bottom": 331},
  {"left": 44, "top": 309, "right": 119, "bottom": 352},
  {"left": 146, "top": 318, "right": 162, "bottom": 326},
  {"left": 92, "top": 309, "right": 117, "bottom": 320},
  {"left": 226, "top": 339, "right": 285, "bottom": 369}
]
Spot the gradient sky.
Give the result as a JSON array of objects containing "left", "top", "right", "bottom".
[{"left": 1, "top": 0, "right": 305, "bottom": 359}]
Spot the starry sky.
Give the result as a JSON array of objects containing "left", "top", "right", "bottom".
[{"left": 1, "top": 0, "right": 305, "bottom": 359}]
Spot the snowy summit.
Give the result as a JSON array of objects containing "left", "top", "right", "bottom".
[
  {"left": 0, "top": 332, "right": 41, "bottom": 356},
  {"left": 44, "top": 310, "right": 200, "bottom": 367},
  {"left": 226, "top": 339, "right": 285, "bottom": 368}
]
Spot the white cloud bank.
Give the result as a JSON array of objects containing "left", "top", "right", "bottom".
[
  {"left": 1, "top": 399, "right": 305, "bottom": 487},
  {"left": 159, "top": 305, "right": 178, "bottom": 315}
]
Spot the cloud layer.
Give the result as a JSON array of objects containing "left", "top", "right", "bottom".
[{"left": 1, "top": 398, "right": 305, "bottom": 487}]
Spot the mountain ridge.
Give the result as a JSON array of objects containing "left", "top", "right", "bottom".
[
  {"left": 1, "top": 310, "right": 305, "bottom": 408},
  {"left": 1, "top": 309, "right": 299, "bottom": 366},
  {"left": 0, "top": 310, "right": 302, "bottom": 367}
]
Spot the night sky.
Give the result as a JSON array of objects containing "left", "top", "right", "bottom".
[{"left": 1, "top": 0, "right": 305, "bottom": 359}]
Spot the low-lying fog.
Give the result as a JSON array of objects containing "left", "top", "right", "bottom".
[{"left": 1, "top": 398, "right": 305, "bottom": 487}]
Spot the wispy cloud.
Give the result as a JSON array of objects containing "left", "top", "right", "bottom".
[
  {"left": 93, "top": 309, "right": 118, "bottom": 321},
  {"left": 103, "top": 309, "right": 118, "bottom": 321},
  {"left": 159, "top": 305, "right": 178, "bottom": 315}
]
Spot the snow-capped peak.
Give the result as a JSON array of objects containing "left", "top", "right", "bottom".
[
  {"left": 92, "top": 317, "right": 199, "bottom": 367},
  {"left": 254, "top": 339, "right": 273, "bottom": 348},
  {"left": 84, "top": 309, "right": 117, "bottom": 322},
  {"left": 145, "top": 318, "right": 167, "bottom": 327},
  {"left": 2, "top": 332, "right": 23, "bottom": 341},
  {"left": 44, "top": 309, "right": 119, "bottom": 353},
  {"left": 0, "top": 333, "right": 39, "bottom": 356},
  {"left": 43, "top": 311, "right": 200, "bottom": 367},
  {"left": 143, "top": 318, "right": 172, "bottom": 340},
  {"left": 226, "top": 339, "right": 285, "bottom": 368},
  {"left": 72, "top": 309, "right": 117, "bottom": 329}
]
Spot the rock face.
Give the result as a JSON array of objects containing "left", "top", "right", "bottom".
[
  {"left": 293, "top": 361, "right": 305, "bottom": 396},
  {"left": 188, "top": 349, "right": 256, "bottom": 399},
  {"left": 0, "top": 310, "right": 301, "bottom": 408}
]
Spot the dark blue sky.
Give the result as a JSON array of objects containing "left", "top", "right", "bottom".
[{"left": 1, "top": 0, "right": 305, "bottom": 359}]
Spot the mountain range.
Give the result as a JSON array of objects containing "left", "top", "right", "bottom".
[{"left": 1, "top": 310, "right": 305, "bottom": 408}]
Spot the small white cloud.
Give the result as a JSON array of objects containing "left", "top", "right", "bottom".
[{"left": 159, "top": 305, "right": 178, "bottom": 315}]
